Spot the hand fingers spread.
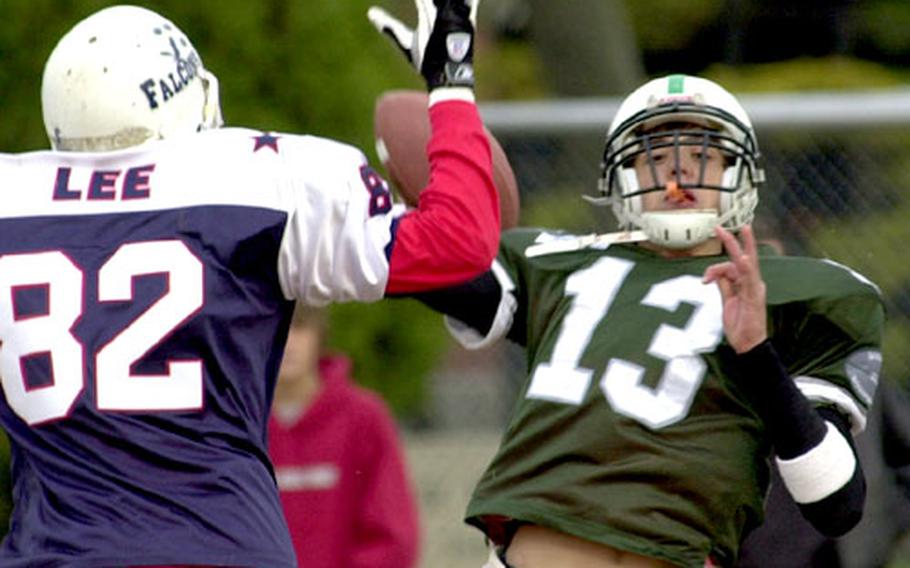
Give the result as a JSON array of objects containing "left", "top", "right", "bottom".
[
  {"left": 740, "top": 225, "right": 759, "bottom": 264},
  {"left": 469, "top": 0, "right": 480, "bottom": 24},
  {"left": 716, "top": 276, "right": 734, "bottom": 302},
  {"left": 715, "top": 226, "right": 743, "bottom": 260},
  {"left": 367, "top": 7, "right": 393, "bottom": 31},
  {"left": 703, "top": 261, "right": 739, "bottom": 284},
  {"left": 368, "top": 8, "right": 413, "bottom": 48},
  {"left": 715, "top": 225, "right": 759, "bottom": 277},
  {"left": 417, "top": 0, "right": 432, "bottom": 34}
]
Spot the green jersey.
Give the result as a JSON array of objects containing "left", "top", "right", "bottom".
[{"left": 457, "top": 228, "right": 884, "bottom": 568}]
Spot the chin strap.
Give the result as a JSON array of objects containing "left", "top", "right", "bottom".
[{"left": 200, "top": 69, "right": 223, "bottom": 130}]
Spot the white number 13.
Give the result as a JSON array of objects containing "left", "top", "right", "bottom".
[
  {"left": 0, "top": 241, "right": 204, "bottom": 425},
  {"left": 527, "top": 257, "right": 724, "bottom": 429}
]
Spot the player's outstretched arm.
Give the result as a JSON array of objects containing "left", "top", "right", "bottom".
[
  {"left": 704, "top": 225, "right": 864, "bottom": 536},
  {"left": 368, "top": 1, "right": 499, "bottom": 294}
]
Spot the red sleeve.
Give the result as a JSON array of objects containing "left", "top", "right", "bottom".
[
  {"left": 385, "top": 99, "right": 500, "bottom": 294},
  {"left": 350, "top": 397, "right": 421, "bottom": 568}
]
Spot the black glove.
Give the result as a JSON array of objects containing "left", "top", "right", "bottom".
[{"left": 368, "top": 0, "right": 478, "bottom": 91}]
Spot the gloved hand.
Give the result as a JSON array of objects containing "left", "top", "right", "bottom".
[{"left": 367, "top": 0, "right": 478, "bottom": 91}]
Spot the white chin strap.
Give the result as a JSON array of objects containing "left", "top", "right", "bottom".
[
  {"left": 200, "top": 70, "right": 224, "bottom": 130},
  {"left": 639, "top": 210, "right": 719, "bottom": 249}
]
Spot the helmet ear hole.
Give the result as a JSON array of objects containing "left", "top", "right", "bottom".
[{"left": 41, "top": 5, "right": 222, "bottom": 151}]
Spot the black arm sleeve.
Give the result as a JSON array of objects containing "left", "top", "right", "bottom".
[
  {"left": 735, "top": 340, "right": 865, "bottom": 536},
  {"left": 735, "top": 340, "right": 827, "bottom": 458},
  {"left": 398, "top": 269, "right": 501, "bottom": 336}
]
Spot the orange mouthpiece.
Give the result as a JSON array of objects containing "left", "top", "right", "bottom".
[{"left": 665, "top": 180, "right": 687, "bottom": 203}]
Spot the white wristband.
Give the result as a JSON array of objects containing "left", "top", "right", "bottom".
[
  {"left": 429, "top": 87, "right": 475, "bottom": 106},
  {"left": 775, "top": 421, "right": 856, "bottom": 504}
]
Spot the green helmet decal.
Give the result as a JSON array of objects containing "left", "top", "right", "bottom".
[{"left": 667, "top": 74, "right": 686, "bottom": 94}]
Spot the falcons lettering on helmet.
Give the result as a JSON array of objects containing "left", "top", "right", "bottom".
[{"left": 138, "top": 37, "right": 204, "bottom": 111}]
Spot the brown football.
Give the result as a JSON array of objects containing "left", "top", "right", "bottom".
[{"left": 374, "top": 90, "right": 520, "bottom": 229}]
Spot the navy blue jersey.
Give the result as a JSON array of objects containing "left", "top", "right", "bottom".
[
  {"left": 0, "top": 127, "right": 396, "bottom": 566},
  {"left": 0, "top": 99, "right": 498, "bottom": 566}
]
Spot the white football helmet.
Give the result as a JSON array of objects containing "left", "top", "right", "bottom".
[
  {"left": 595, "top": 74, "right": 765, "bottom": 249},
  {"left": 41, "top": 5, "right": 223, "bottom": 152}
]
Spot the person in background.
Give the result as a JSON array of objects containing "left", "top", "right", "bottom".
[{"left": 269, "top": 305, "right": 421, "bottom": 568}]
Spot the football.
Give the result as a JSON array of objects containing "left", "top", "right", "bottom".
[{"left": 374, "top": 90, "right": 520, "bottom": 229}]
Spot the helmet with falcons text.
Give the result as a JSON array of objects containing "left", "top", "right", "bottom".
[
  {"left": 41, "top": 5, "right": 223, "bottom": 152},
  {"left": 595, "top": 74, "right": 765, "bottom": 249}
]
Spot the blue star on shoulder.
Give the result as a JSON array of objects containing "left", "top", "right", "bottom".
[{"left": 253, "top": 132, "right": 281, "bottom": 153}]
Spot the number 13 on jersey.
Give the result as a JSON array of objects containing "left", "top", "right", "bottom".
[{"left": 527, "top": 256, "right": 725, "bottom": 429}]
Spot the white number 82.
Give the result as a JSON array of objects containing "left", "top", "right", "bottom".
[{"left": 0, "top": 240, "right": 204, "bottom": 425}]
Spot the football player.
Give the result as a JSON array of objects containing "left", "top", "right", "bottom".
[
  {"left": 413, "top": 75, "right": 884, "bottom": 567},
  {"left": 0, "top": 1, "right": 493, "bottom": 566}
]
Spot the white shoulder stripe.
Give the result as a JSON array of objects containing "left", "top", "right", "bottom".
[
  {"left": 793, "top": 375, "right": 867, "bottom": 434},
  {"left": 524, "top": 230, "right": 648, "bottom": 258}
]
